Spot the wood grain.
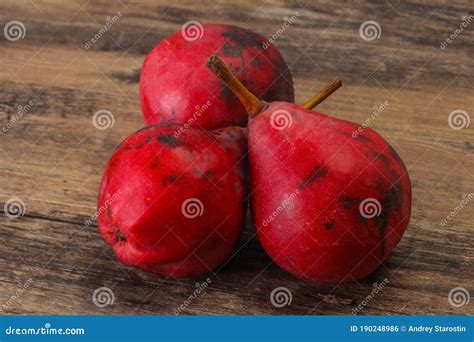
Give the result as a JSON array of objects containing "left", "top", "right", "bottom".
[{"left": 0, "top": 0, "right": 472, "bottom": 315}]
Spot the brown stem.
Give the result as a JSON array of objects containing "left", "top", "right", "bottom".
[
  {"left": 303, "top": 78, "right": 342, "bottom": 110},
  {"left": 206, "top": 55, "right": 266, "bottom": 117}
]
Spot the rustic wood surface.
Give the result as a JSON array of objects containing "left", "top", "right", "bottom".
[{"left": 0, "top": 0, "right": 473, "bottom": 315}]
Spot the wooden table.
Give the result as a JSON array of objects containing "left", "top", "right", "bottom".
[{"left": 0, "top": 0, "right": 472, "bottom": 315}]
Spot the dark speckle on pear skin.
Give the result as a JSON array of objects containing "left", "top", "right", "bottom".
[
  {"left": 157, "top": 133, "right": 182, "bottom": 148},
  {"left": 324, "top": 223, "right": 334, "bottom": 230},
  {"left": 299, "top": 166, "right": 328, "bottom": 189},
  {"left": 341, "top": 196, "right": 358, "bottom": 209},
  {"left": 116, "top": 230, "right": 126, "bottom": 241}
]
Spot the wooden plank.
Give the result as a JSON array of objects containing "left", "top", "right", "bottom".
[
  {"left": 0, "top": 215, "right": 471, "bottom": 315},
  {"left": 0, "top": 77, "right": 472, "bottom": 225}
]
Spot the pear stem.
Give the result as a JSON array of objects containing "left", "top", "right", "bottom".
[
  {"left": 206, "top": 55, "right": 266, "bottom": 118},
  {"left": 303, "top": 78, "right": 342, "bottom": 110}
]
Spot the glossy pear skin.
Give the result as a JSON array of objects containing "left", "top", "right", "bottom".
[
  {"left": 98, "top": 125, "right": 248, "bottom": 277},
  {"left": 140, "top": 23, "right": 294, "bottom": 130},
  {"left": 249, "top": 102, "right": 412, "bottom": 282}
]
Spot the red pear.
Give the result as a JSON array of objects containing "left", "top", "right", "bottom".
[
  {"left": 207, "top": 55, "right": 412, "bottom": 283},
  {"left": 140, "top": 23, "right": 294, "bottom": 130},
  {"left": 97, "top": 124, "right": 247, "bottom": 277}
]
